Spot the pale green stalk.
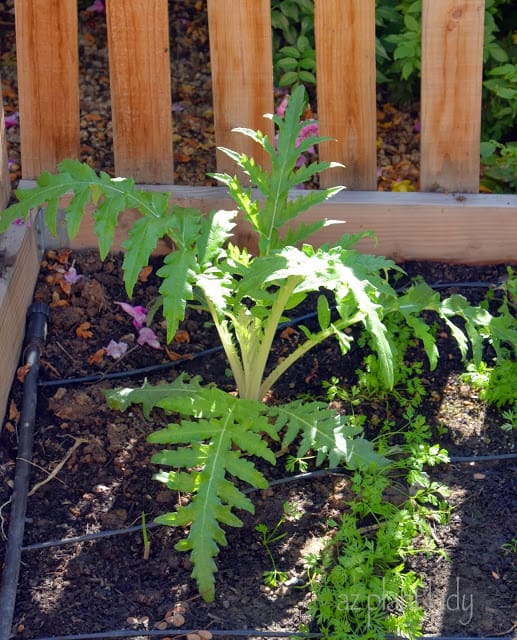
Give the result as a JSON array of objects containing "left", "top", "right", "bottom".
[
  {"left": 204, "top": 298, "right": 247, "bottom": 393},
  {"left": 258, "top": 313, "right": 363, "bottom": 399},
  {"left": 237, "top": 276, "right": 303, "bottom": 400}
]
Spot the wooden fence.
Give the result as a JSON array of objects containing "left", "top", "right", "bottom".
[
  {"left": 4, "top": 0, "right": 488, "bottom": 190},
  {"left": 1, "top": 0, "right": 516, "bottom": 262}
]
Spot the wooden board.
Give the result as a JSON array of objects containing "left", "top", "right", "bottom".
[
  {"left": 0, "top": 73, "right": 10, "bottom": 208},
  {"left": 315, "top": 0, "right": 377, "bottom": 190},
  {"left": 21, "top": 181, "right": 516, "bottom": 264},
  {"left": 0, "top": 215, "right": 42, "bottom": 429},
  {"left": 106, "top": 0, "right": 174, "bottom": 183},
  {"left": 420, "top": 0, "right": 485, "bottom": 192},
  {"left": 14, "top": 0, "right": 80, "bottom": 178},
  {"left": 207, "top": 0, "right": 274, "bottom": 176},
  {"left": 2, "top": 184, "right": 515, "bottom": 426}
]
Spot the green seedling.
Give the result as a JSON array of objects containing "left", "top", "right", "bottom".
[
  {"left": 255, "top": 501, "right": 302, "bottom": 588},
  {"left": 501, "top": 538, "right": 517, "bottom": 554},
  {"left": 141, "top": 511, "right": 151, "bottom": 560}
]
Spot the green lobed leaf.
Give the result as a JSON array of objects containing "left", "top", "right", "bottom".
[
  {"left": 92, "top": 192, "right": 127, "bottom": 259},
  {"left": 196, "top": 209, "right": 237, "bottom": 266},
  {"left": 157, "top": 249, "right": 198, "bottom": 342},
  {"left": 0, "top": 170, "right": 77, "bottom": 233},
  {"left": 121, "top": 214, "right": 174, "bottom": 296},
  {"left": 317, "top": 294, "right": 331, "bottom": 331},
  {"left": 148, "top": 392, "right": 277, "bottom": 601},
  {"left": 104, "top": 373, "right": 205, "bottom": 419},
  {"left": 270, "top": 400, "right": 387, "bottom": 469}
]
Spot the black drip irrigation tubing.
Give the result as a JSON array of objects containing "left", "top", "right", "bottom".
[
  {"left": 36, "top": 279, "right": 506, "bottom": 389},
  {"left": 19, "top": 452, "right": 517, "bottom": 553},
  {"left": 0, "top": 303, "right": 50, "bottom": 640},
  {"left": 1, "top": 280, "right": 513, "bottom": 639}
]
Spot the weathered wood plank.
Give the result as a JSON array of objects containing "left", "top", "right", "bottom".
[
  {"left": 14, "top": 0, "right": 80, "bottom": 178},
  {"left": 420, "top": 0, "right": 485, "bottom": 193},
  {"left": 315, "top": 0, "right": 377, "bottom": 190},
  {"left": 106, "top": 0, "right": 174, "bottom": 183},
  {"left": 4, "top": 184, "right": 515, "bottom": 426},
  {"left": 0, "top": 74, "right": 10, "bottom": 208},
  {"left": 0, "top": 217, "right": 41, "bottom": 429},
  {"left": 207, "top": 0, "right": 274, "bottom": 176},
  {"left": 21, "top": 180, "right": 515, "bottom": 264}
]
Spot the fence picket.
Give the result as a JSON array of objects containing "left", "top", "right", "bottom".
[
  {"left": 106, "top": 0, "right": 173, "bottom": 183},
  {"left": 420, "top": 0, "right": 485, "bottom": 193},
  {"left": 207, "top": 0, "right": 274, "bottom": 176},
  {"left": 14, "top": 0, "right": 80, "bottom": 179},
  {"left": 315, "top": 0, "right": 377, "bottom": 190}
]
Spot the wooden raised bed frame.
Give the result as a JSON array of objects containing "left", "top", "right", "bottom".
[{"left": 0, "top": 0, "right": 516, "bottom": 424}]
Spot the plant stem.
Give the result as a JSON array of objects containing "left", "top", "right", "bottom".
[
  {"left": 239, "top": 276, "right": 303, "bottom": 401},
  {"left": 205, "top": 299, "right": 247, "bottom": 392},
  {"left": 259, "top": 313, "right": 362, "bottom": 398}
]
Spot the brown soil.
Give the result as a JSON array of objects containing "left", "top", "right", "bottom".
[{"left": 0, "top": 251, "right": 515, "bottom": 639}]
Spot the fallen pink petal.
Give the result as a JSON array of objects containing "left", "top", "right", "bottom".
[
  {"left": 104, "top": 340, "right": 128, "bottom": 359},
  {"left": 63, "top": 266, "right": 83, "bottom": 284},
  {"left": 5, "top": 112, "right": 19, "bottom": 129},
  {"left": 86, "top": 0, "right": 104, "bottom": 12},
  {"left": 137, "top": 327, "right": 162, "bottom": 349},
  {"left": 115, "top": 301, "right": 147, "bottom": 329}
]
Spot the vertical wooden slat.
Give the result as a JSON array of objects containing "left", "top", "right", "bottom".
[
  {"left": 0, "top": 75, "right": 11, "bottom": 208},
  {"left": 15, "top": 0, "right": 80, "bottom": 179},
  {"left": 420, "top": 0, "right": 485, "bottom": 193},
  {"left": 315, "top": 0, "right": 377, "bottom": 190},
  {"left": 106, "top": 0, "right": 173, "bottom": 183},
  {"left": 207, "top": 0, "right": 274, "bottom": 176}
]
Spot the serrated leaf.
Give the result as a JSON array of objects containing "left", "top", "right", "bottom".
[
  {"left": 0, "top": 170, "right": 75, "bottom": 233},
  {"left": 317, "top": 294, "right": 331, "bottom": 330},
  {"left": 92, "top": 192, "right": 126, "bottom": 259},
  {"left": 196, "top": 209, "right": 237, "bottom": 266},
  {"left": 104, "top": 373, "right": 204, "bottom": 419},
  {"left": 121, "top": 214, "right": 173, "bottom": 296},
  {"left": 157, "top": 249, "right": 198, "bottom": 342},
  {"left": 404, "top": 314, "right": 439, "bottom": 370},
  {"left": 337, "top": 263, "right": 394, "bottom": 388},
  {"left": 270, "top": 400, "right": 386, "bottom": 469},
  {"left": 148, "top": 392, "right": 276, "bottom": 602},
  {"left": 65, "top": 186, "right": 91, "bottom": 239},
  {"left": 152, "top": 445, "right": 206, "bottom": 469}
]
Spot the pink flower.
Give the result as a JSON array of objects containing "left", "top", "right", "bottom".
[
  {"left": 63, "top": 265, "right": 83, "bottom": 284},
  {"left": 296, "top": 121, "right": 318, "bottom": 153},
  {"left": 275, "top": 95, "right": 289, "bottom": 117},
  {"left": 5, "top": 112, "right": 19, "bottom": 129},
  {"left": 86, "top": 0, "right": 104, "bottom": 12},
  {"left": 137, "top": 327, "right": 162, "bottom": 350},
  {"left": 115, "top": 301, "right": 147, "bottom": 329},
  {"left": 104, "top": 340, "right": 128, "bottom": 359}
]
